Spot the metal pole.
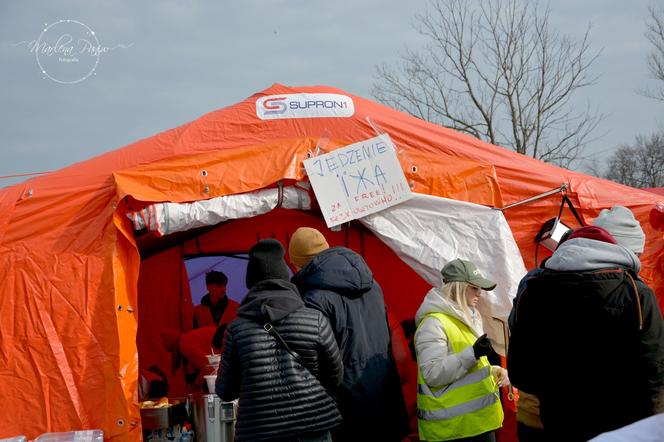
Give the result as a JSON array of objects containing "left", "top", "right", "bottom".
[{"left": 496, "top": 183, "right": 568, "bottom": 211}]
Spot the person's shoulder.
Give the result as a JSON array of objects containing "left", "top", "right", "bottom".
[
  {"left": 524, "top": 267, "right": 545, "bottom": 279},
  {"left": 295, "top": 305, "right": 325, "bottom": 319},
  {"left": 631, "top": 273, "right": 653, "bottom": 290},
  {"left": 631, "top": 275, "right": 659, "bottom": 309},
  {"left": 226, "top": 316, "right": 253, "bottom": 333},
  {"left": 415, "top": 315, "right": 447, "bottom": 338},
  {"left": 302, "top": 287, "right": 338, "bottom": 300},
  {"left": 284, "top": 306, "right": 328, "bottom": 329}
]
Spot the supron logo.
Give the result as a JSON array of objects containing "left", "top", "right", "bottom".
[
  {"left": 256, "top": 93, "right": 355, "bottom": 120},
  {"left": 262, "top": 97, "right": 287, "bottom": 115}
]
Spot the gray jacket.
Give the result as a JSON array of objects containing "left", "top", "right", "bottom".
[{"left": 414, "top": 288, "right": 484, "bottom": 388}]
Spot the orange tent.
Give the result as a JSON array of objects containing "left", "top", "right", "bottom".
[
  {"left": 0, "top": 84, "right": 662, "bottom": 440},
  {"left": 646, "top": 188, "right": 664, "bottom": 196}
]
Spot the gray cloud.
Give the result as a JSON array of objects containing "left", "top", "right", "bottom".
[{"left": 0, "top": 0, "right": 661, "bottom": 187}]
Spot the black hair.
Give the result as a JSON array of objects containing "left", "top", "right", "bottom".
[{"left": 205, "top": 270, "right": 228, "bottom": 286}]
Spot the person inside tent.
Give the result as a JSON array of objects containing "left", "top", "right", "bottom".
[
  {"left": 193, "top": 270, "right": 239, "bottom": 329},
  {"left": 138, "top": 365, "right": 170, "bottom": 401},
  {"left": 288, "top": 227, "right": 409, "bottom": 442},
  {"left": 414, "top": 259, "right": 507, "bottom": 442},
  {"left": 160, "top": 325, "right": 223, "bottom": 392}
]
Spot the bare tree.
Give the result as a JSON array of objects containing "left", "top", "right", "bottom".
[
  {"left": 605, "top": 131, "right": 664, "bottom": 188},
  {"left": 643, "top": 5, "right": 664, "bottom": 101},
  {"left": 372, "top": 0, "right": 601, "bottom": 168}
]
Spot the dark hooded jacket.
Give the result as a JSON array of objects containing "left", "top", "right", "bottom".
[
  {"left": 215, "top": 279, "right": 343, "bottom": 441},
  {"left": 291, "top": 247, "right": 409, "bottom": 442},
  {"left": 508, "top": 238, "right": 664, "bottom": 441}
]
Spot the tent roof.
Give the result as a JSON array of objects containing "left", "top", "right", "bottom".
[
  {"left": 1, "top": 84, "right": 660, "bottom": 246},
  {"left": 645, "top": 188, "right": 664, "bottom": 196}
]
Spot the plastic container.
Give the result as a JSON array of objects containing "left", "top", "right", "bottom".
[
  {"left": 140, "top": 398, "right": 189, "bottom": 430},
  {"left": 202, "top": 363, "right": 218, "bottom": 377},
  {"left": 204, "top": 375, "right": 217, "bottom": 394},
  {"left": 206, "top": 354, "right": 221, "bottom": 366},
  {"left": 192, "top": 395, "right": 236, "bottom": 442},
  {"left": 33, "top": 430, "right": 103, "bottom": 442}
]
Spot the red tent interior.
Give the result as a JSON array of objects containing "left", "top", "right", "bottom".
[{"left": 136, "top": 208, "right": 434, "bottom": 436}]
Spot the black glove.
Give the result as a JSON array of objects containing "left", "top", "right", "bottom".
[{"left": 472, "top": 334, "right": 493, "bottom": 359}]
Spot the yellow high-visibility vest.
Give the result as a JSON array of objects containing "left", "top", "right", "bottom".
[{"left": 416, "top": 312, "right": 503, "bottom": 441}]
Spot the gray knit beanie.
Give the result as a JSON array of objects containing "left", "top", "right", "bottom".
[{"left": 592, "top": 206, "right": 645, "bottom": 254}]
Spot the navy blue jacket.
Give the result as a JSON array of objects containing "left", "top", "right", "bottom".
[{"left": 292, "top": 247, "right": 409, "bottom": 442}]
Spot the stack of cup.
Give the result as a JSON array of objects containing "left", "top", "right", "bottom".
[
  {"left": 204, "top": 374, "right": 217, "bottom": 394},
  {"left": 204, "top": 354, "right": 222, "bottom": 393},
  {"left": 206, "top": 354, "right": 221, "bottom": 375},
  {"left": 207, "top": 353, "right": 221, "bottom": 366}
]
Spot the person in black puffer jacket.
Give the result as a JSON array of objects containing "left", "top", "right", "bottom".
[
  {"left": 289, "top": 227, "right": 410, "bottom": 442},
  {"left": 216, "top": 239, "right": 343, "bottom": 442}
]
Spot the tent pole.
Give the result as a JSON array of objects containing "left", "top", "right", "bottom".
[{"left": 497, "top": 183, "right": 568, "bottom": 211}]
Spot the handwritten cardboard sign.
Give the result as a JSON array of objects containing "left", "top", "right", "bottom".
[{"left": 304, "top": 134, "right": 413, "bottom": 227}]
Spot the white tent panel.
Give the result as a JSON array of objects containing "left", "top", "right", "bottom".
[{"left": 361, "top": 194, "right": 527, "bottom": 355}]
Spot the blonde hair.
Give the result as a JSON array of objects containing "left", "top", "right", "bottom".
[{"left": 441, "top": 281, "right": 474, "bottom": 325}]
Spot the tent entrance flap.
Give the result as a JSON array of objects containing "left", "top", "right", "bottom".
[{"left": 135, "top": 207, "right": 432, "bottom": 399}]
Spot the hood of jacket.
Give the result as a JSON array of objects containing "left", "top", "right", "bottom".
[
  {"left": 237, "top": 279, "right": 304, "bottom": 323},
  {"left": 545, "top": 238, "right": 641, "bottom": 273},
  {"left": 415, "top": 287, "right": 481, "bottom": 334},
  {"left": 291, "top": 247, "right": 373, "bottom": 299}
]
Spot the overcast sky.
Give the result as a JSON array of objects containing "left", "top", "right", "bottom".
[{"left": 1, "top": 0, "right": 662, "bottom": 188}]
